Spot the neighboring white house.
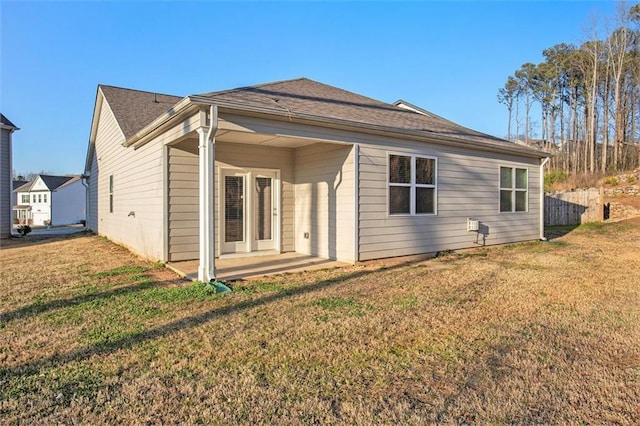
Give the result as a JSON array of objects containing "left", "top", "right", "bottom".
[
  {"left": 1, "top": 114, "right": 19, "bottom": 238},
  {"left": 14, "top": 175, "right": 86, "bottom": 226},
  {"left": 84, "top": 78, "right": 550, "bottom": 282}
]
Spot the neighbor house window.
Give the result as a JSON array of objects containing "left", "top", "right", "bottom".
[
  {"left": 43, "top": 194, "right": 47, "bottom": 203},
  {"left": 32, "top": 194, "right": 37, "bottom": 203},
  {"left": 38, "top": 194, "right": 42, "bottom": 203},
  {"left": 500, "top": 167, "right": 528, "bottom": 212},
  {"left": 388, "top": 153, "right": 437, "bottom": 215},
  {"left": 21, "top": 194, "right": 29, "bottom": 203},
  {"left": 109, "top": 175, "right": 114, "bottom": 213}
]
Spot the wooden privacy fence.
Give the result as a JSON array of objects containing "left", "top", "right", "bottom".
[{"left": 544, "top": 187, "right": 604, "bottom": 226}]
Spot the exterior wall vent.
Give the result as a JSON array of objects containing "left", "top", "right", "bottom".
[{"left": 467, "top": 218, "right": 480, "bottom": 232}]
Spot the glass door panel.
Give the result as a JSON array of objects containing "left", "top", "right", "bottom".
[
  {"left": 254, "top": 177, "right": 272, "bottom": 241},
  {"left": 222, "top": 173, "right": 247, "bottom": 253}
]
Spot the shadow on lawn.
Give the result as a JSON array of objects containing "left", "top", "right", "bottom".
[
  {"left": 544, "top": 225, "right": 579, "bottom": 240},
  {"left": 0, "top": 279, "right": 157, "bottom": 324},
  {"left": 0, "top": 231, "right": 90, "bottom": 250},
  {"left": 2, "top": 265, "right": 404, "bottom": 377}
]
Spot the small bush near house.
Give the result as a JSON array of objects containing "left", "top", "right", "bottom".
[
  {"left": 604, "top": 176, "right": 619, "bottom": 185},
  {"left": 544, "top": 170, "right": 567, "bottom": 192},
  {"left": 17, "top": 225, "right": 31, "bottom": 236}
]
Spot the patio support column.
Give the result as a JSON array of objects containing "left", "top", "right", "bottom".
[
  {"left": 196, "top": 106, "right": 218, "bottom": 282},
  {"left": 197, "top": 127, "right": 210, "bottom": 282}
]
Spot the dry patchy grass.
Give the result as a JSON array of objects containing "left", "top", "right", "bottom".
[{"left": 1, "top": 222, "right": 639, "bottom": 424}]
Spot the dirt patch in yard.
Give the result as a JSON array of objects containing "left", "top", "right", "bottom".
[{"left": 1, "top": 222, "right": 639, "bottom": 424}]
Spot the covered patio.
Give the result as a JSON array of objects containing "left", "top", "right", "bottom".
[
  {"left": 163, "top": 106, "right": 357, "bottom": 282},
  {"left": 167, "top": 252, "right": 350, "bottom": 281}
]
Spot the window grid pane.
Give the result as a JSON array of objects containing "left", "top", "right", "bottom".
[
  {"left": 500, "top": 167, "right": 512, "bottom": 188},
  {"left": 516, "top": 168, "right": 527, "bottom": 189},
  {"left": 389, "top": 155, "right": 411, "bottom": 184},
  {"left": 416, "top": 157, "right": 435, "bottom": 185},
  {"left": 500, "top": 190, "right": 512, "bottom": 212},
  {"left": 416, "top": 187, "right": 435, "bottom": 214},
  {"left": 389, "top": 186, "right": 411, "bottom": 214},
  {"left": 515, "top": 191, "right": 527, "bottom": 211}
]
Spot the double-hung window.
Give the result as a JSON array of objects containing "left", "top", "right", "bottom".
[
  {"left": 21, "top": 194, "right": 29, "bottom": 203},
  {"left": 388, "top": 153, "right": 437, "bottom": 215},
  {"left": 499, "top": 166, "right": 528, "bottom": 212}
]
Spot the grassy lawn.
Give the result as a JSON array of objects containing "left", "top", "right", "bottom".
[{"left": 1, "top": 220, "right": 639, "bottom": 424}]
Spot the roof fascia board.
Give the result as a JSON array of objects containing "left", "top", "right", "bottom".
[{"left": 84, "top": 88, "right": 105, "bottom": 174}]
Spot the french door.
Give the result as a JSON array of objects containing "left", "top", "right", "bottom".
[{"left": 221, "top": 169, "right": 279, "bottom": 254}]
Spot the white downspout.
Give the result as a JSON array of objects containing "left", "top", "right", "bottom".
[
  {"left": 539, "top": 157, "right": 550, "bottom": 240},
  {"left": 81, "top": 175, "right": 89, "bottom": 229},
  {"left": 206, "top": 105, "right": 218, "bottom": 280}
]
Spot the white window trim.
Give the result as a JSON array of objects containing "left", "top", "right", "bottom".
[
  {"left": 387, "top": 152, "right": 438, "bottom": 216},
  {"left": 499, "top": 166, "right": 528, "bottom": 213},
  {"left": 109, "top": 175, "right": 114, "bottom": 213}
]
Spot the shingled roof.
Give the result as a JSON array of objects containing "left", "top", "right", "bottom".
[
  {"left": 99, "top": 78, "right": 540, "bottom": 153},
  {"left": 195, "top": 78, "right": 509, "bottom": 146},
  {"left": 14, "top": 175, "right": 81, "bottom": 192},
  {"left": 99, "top": 86, "right": 182, "bottom": 139}
]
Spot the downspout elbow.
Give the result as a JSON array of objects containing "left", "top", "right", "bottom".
[{"left": 206, "top": 105, "right": 218, "bottom": 144}]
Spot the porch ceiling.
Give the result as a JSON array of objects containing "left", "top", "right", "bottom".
[{"left": 216, "top": 129, "right": 319, "bottom": 148}]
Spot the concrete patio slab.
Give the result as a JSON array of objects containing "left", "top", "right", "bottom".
[{"left": 168, "top": 252, "right": 351, "bottom": 281}]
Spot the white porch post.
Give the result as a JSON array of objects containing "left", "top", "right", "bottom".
[
  {"left": 197, "top": 106, "right": 218, "bottom": 282},
  {"left": 197, "top": 127, "right": 210, "bottom": 282}
]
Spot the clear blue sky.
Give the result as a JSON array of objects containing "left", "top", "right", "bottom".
[{"left": 1, "top": 0, "right": 618, "bottom": 176}]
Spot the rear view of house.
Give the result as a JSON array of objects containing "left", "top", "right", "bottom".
[
  {"left": 14, "top": 175, "right": 85, "bottom": 226},
  {"left": 84, "top": 78, "right": 549, "bottom": 281},
  {"left": 1, "top": 114, "right": 19, "bottom": 238}
]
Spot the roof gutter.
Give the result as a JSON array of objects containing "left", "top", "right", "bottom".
[
  {"left": 0, "top": 124, "right": 19, "bottom": 132},
  {"left": 126, "top": 95, "right": 550, "bottom": 159},
  {"left": 189, "top": 96, "right": 549, "bottom": 159}
]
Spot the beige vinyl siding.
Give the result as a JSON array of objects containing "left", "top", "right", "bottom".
[
  {"left": 215, "top": 141, "right": 295, "bottom": 253},
  {"left": 358, "top": 142, "right": 540, "bottom": 261},
  {"left": 167, "top": 144, "right": 199, "bottom": 261},
  {"left": 89, "top": 98, "right": 165, "bottom": 259},
  {"left": 0, "top": 129, "right": 11, "bottom": 237},
  {"left": 294, "top": 143, "right": 355, "bottom": 262}
]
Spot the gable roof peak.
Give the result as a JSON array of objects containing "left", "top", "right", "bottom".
[{"left": 99, "top": 85, "right": 183, "bottom": 139}]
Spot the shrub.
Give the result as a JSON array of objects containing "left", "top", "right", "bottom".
[
  {"left": 604, "top": 176, "right": 619, "bottom": 185},
  {"left": 544, "top": 170, "right": 568, "bottom": 192},
  {"left": 17, "top": 225, "right": 31, "bottom": 236},
  {"left": 627, "top": 175, "right": 636, "bottom": 184}
]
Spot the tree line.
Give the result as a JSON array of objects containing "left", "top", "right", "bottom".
[{"left": 498, "top": 2, "right": 640, "bottom": 174}]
